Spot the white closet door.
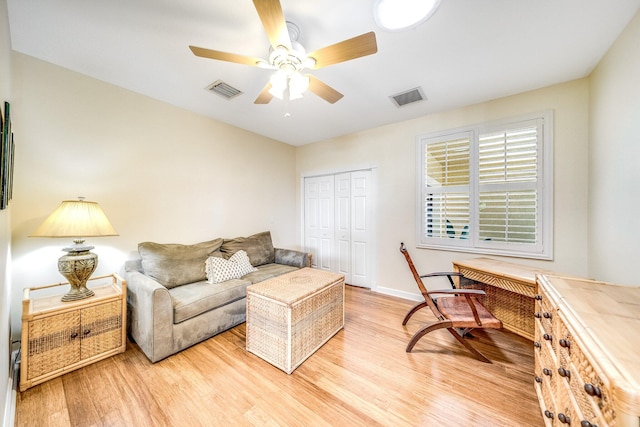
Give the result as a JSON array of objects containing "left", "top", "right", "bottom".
[
  {"left": 350, "top": 171, "right": 371, "bottom": 287},
  {"left": 304, "top": 170, "right": 373, "bottom": 287},
  {"left": 304, "top": 175, "right": 334, "bottom": 271},
  {"left": 335, "top": 173, "right": 352, "bottom": 283}
]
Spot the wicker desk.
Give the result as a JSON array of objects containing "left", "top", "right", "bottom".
[
  {"left": 20, "top": 274, "right": 126, "bottom": 391},
  {"left": 452, "top": 258, "right": 547, "bottom": 341},
  {"left": 246, "top": 268, "right": 344, "bottom": 374}
]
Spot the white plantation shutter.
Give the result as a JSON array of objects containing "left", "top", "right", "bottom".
[
  {"left": 422, "top": 133, "right": 471, "bottom": 247},
  {"left": 477, "top": 121, "right": 540, "bottom": 246},
  {"left": 417, "top": 112, "right": 552, "bottom": 259}
]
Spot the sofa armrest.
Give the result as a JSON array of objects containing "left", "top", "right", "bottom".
[
  {"left": 125, "top": 269, "right": 175, "bottom": 363},
  {"left": 274, "top": 248, "right": 312, "bottom": 269}
]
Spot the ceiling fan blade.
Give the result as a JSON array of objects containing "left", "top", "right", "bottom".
[
  {"left": 189, "top": 45, "right": 264, "bottom": 67},
  {"left": 307, "top": 75, "right": 344, "bottom": 104},
  {"left": 254, "top": 82, "right": 274, "bottom": 104},
  {"left": 307, "top": 32, "right": 378, "bottom": 70},
  {"left": 253, "top": 0, "right": 292, "bottom": 49}
]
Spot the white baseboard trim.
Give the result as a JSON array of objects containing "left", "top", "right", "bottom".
[
  {"left": 374, "top": 286, "right": 422, "bottom": 302},
  {"left": 3, "top": 349, "right": 18, "bottom": 427}
]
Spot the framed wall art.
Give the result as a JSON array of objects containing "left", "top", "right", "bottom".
[{"left": 1, "top": 101, "right": 12, "bottom": 210}]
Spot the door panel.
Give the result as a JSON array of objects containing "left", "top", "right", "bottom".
[
  {"left": 304, "top": 175, "right": 334, "bottom": 271},
  {"left": 350, "top": 171, "right": 371, "bottom": 287},
  {"left": 335, "top": 173, "right": 351, "bottom": 282}
]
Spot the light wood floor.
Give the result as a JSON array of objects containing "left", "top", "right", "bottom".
[{"left": 16, "top": 285, "right": 543, "bottom": 427}]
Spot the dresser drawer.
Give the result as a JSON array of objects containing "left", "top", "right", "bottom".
[
  {"left": 535, "top": 320, "right": 559, "bottom": 403},
  {"left": 536, "top": 291, "right": 555, "bottom": 337},
  {"left": 535, "top": 289, "right": 557, "bottom": 355},
  {"left": 556, "top": 312, "right": 615, "bottom": 426},
  {"left": 535, "top": 377, "right": 557, "bottom": 426},
  {"left": 555, "top": 377, "right": 583, "bottom": 426}
]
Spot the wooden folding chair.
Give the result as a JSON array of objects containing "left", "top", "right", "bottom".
[{"left": 399, "top": 242, "right": 502, "bottom": 363}]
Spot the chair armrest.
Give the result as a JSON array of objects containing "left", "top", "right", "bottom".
[
  {"left": 125, "top": 269, "right": 174, "bottom": 363},
  {"left": 274, "top": 248, "right": 312, "bottom": 268},
  {"left": 420, "top": 272, "right": 464, "bottom": 278},
  {"left": 420, "top": 271, "right": 464, "bottom": 287}
]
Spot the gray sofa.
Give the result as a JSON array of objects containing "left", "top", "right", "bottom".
[{"left": 124, "top": 231, "right": 311, "bottom": 362}]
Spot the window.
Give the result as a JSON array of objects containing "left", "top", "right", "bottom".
[{"left": 416, "top": 111, "right": 553, "bottom": 259}]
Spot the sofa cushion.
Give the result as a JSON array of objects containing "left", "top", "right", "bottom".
[
  {"left": 138, "top": 238, "right": 223, "bottom": 289},
  {"left": 221, "top": 231, "right": 275, "bottom": 266},
  {"left": 205, "top": 250, "right": 257, "bottom": 284},
  {"left": 252, "top": 263, "right": 300, "bottom": 281},
  {"left": 169, "top": 278, "right": 251, "bottom": 324}
]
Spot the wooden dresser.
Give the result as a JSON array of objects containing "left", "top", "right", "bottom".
[{"left": 534, "top": 274, "right": 640, "bottom": 426}]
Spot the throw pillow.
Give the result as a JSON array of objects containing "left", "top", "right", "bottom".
[
  {"left": 205, "top": 250, "right": 258, "bottom": 284},
  {"left": 220, "top": 231, "right": 275, "bottom": 266},
  {"left": 138, "top": 238, "right": 223, "bottom": 289}
]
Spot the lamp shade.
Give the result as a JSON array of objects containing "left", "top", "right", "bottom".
[{"left": 30, "top": 199, "right": 118, "bottom": 238}]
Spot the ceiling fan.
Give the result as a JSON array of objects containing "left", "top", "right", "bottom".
[{"left": 189, "top": 0, "right": 378, "bottom": 105}]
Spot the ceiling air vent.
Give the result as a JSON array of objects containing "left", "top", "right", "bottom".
[
  {"left": 206, "top": 80, "right": 243, "bottom": 100},
  {"left": 390, "top": 87, "right": 425, "bottom": 107}
]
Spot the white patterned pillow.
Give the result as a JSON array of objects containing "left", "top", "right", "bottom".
[{"left": 205, "top": 250, "right": 258, "bottom": 284}]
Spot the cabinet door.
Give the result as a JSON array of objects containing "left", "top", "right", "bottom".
[
  {"left": 80, "top": 300, "right": 123, "bottom": 360},
  {"left": 26, "top": 311, "right": 81, "bottom": 379}
]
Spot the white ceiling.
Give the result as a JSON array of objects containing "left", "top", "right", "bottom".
[{"left": 7, "top": 0, "right": 640, "bottom": 146}]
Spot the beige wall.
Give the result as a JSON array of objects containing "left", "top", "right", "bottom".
[
  {"left": 1, "top": 0, "right": 13, "bottom": 422},
  {"left": 9, "top": 53, "right": 298, "bottom": 334},
  {"left": 297, "top": 79, "right": 591, "bottom": 298},
  {"left": 589, "top": 10, "right": 640, "bottom": 285}
]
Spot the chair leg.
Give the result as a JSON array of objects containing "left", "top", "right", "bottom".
[
  {"left": 402, "top": 301, "right": 429, "bottom": 325},
  {"left": 406, "top": 320, "right": 451, "bottom": 352},
  {"left": 447, "top": 328, "right": 491, "bottom": 363}
]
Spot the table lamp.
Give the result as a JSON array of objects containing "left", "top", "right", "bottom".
[{"left": 30, "top": 197, "right": 118, "bottom": 301}]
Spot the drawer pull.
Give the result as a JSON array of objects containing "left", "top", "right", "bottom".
[
  {"left": 534, "top": 341, "right": 541, "bottom": 349},
  {"left": 558, "top": 367, "right": 571, "bottom": 379},
  {"left": 535, "top": 295, "right": 543, "bottom": 301},
  {"left": 84, "top": 329, "right": 91, "bottom": 336},
  {"left": 584, "top": 383, "right": 602, "bottom": 398},
  {"left": 534, "top": 312, "right": 542, "bottom": 318},
  {"left": 70, "top": 332, "right": 78, "bottom": 339},
  {"left": 535, "top": 376, "right": 542, "bottom": 383},
  {"left": 543, "top": 368, "right": 553, "bottom": 377},
  {"left": 543, "top": 333, "right": 553, "bottom": 341},
  {"left": 559, "top": 339, "right": 571, "bottom": 348},
  {"left": 543, "top": 312, "right": 552, "bottom": 319},
  {"left": 558, "top": 413, "right": 570, "bottom": 424},
  {"left": 580, "top": 421, "right": 596, "bottom": 427},
  {"left": 544, "top": 410, "right": 554, "bottom": 419}
]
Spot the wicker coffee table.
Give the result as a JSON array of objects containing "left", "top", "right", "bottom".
[{"left": 245, "top": 268, "right": 345, "bottom": 374}]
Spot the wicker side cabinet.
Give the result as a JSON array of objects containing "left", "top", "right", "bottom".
[{"left": 20, "top": 274, "right": 126, "bottom": 391}]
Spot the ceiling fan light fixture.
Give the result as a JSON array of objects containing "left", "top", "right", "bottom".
[
  {"left": 268, "top": 70, "right": 309, "bottom": 101},
  {"left": 374, "top": 0, "right": 441, "bottom": 31},
  {"left": 269, "top": 69, "right": 289, "bottom": 98},
  {"left": 289, "top": 72, "right": 310, "bottom": 99}
]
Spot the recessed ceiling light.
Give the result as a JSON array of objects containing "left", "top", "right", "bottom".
[{"left": 374, "top": 0, "right": 442, "bottom": 31}]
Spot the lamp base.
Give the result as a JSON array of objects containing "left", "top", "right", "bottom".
[
  {"left": 60, "top": 285, "right": 95, "bottom": 302},
  {"left": 58, "top": 241, "right": 98, "bottom": 302}
]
